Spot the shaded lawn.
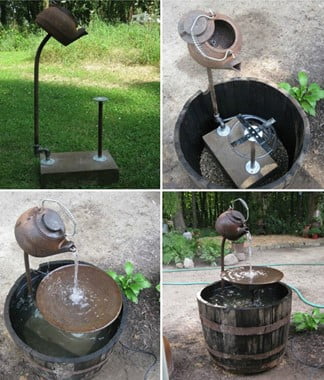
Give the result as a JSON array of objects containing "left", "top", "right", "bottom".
[{"left": 0, "top": 53, "right": 160, "bottom": 189}]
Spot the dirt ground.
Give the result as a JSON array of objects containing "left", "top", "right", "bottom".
[
  {"left": 0, "top": 191, "right": 160, "bottom": 380},
  {"left": 163, "top": 245, "right": 324, "bottom": 379},
  {"left": 162, "top": 0, "right": 324, "bottom": 188}
]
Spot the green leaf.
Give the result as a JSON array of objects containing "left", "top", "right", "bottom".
[
  {"left": 133, "top": 273, "right": 151, "bottom": 288},
  {"left": 107, "top": 270, "right": 118, "bottom": 280},
  {"left": 296, "top": 322, "right": 307, "bottom": 331},
  {"left": 301, "top": 101, "right": 316, "bottom": 116},
  {"left": 278, "top": 82, "right": 291, "bottom": 92},
  {"left": 293, "top": 313, "right": 305, "bottom": 323},
  {"left": 298, "top": 71, "right": 308, "bottom": 88},
  {"left": 124, "top": 261, "right": 134, "bottom": 275},
  {"left": 124, "top": 288, "right": 138, "bottom": 303},
  {"left": 304, "top": 98, "right": 316, "bottom": 108},
  {"left": 156, "top": 283, "right": 160, "bottom": 292},
  {"left": 129, "top": 282, "right": 143, "bottom": 294}
]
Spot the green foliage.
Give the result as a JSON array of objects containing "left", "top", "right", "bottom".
[
  {"left": 308, "top": 227, "right": 321, "bottom": 235},
  {"left": 0, "top": 21, "right": 159, "bottom": 189},
  {"left": 197, "top": 238, "right": 230, "bottom": 263},
  {"left": 292, "top": 308, "right": 324, "bottom": 332},
  {"left": 232, "top": 235, "right": 246, "bottom": 244},
  {"left": 107, "top": 261, "right": 151, "bottom": 304},
  {"left": 163, "top": 193, "right": 180, "bottom": 219},
  {"left": 264, "top": 214, "right": 287, "bottom": 234},
  {"left": 279, "top": 72, "right": 324, "bottom": 116},
  {"left": 0, "top": 0, "right": 160, "bottom": 27},
  {"left": 163, "top": 233, "right": 196, "bottom": 264},
  {"left": 0, "top": 19, "right": 160, "bottom": 66}
]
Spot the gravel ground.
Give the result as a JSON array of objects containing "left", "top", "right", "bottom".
[
  {"left": 0, "top": 191, "right": 160, "bottom": 380},
  {"left": 163, "top": 0, "right": 324, "bottom": 188},
  {"left": 163, "top": 245, "right": 324, "bottom": 379}
]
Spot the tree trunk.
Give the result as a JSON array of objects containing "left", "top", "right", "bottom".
[
  {"left": 307, "top": 192, "right": 321, "bottom": 222},
  {"left": 0, "top": 3, "right": 7, "bottom": 25},
  {"left": 192, "top": 193, "right": 198, "bottom": 228},
  {"left": 173, "top": 194, "right": 186, "bottom": 232}
]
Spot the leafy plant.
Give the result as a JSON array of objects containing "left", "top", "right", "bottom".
[
  {"left": 292, "top": 308, "right": 324, "bottom": 332},
  {"left": 279, "top": 72, "right": 324, "bottom": 116},
  {"left": 107, "top": 262, "right": 151, "bottom": 303},
  {"left": 163, "top": 233, "right": 196, "bottom": 264},
  {"left": 308, "top": 227, "right": 321, "bottom": 236},
  {"left": 232, "top": 235, "right": 247, "bottom": 244},
  {"left": 197, "top": 238, "right": 230, "bottom": 264}
]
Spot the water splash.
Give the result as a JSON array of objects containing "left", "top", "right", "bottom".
[{"left": 69, "top": 251, "right": 88, "bottom": 307}]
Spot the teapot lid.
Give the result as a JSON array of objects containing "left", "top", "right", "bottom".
[
  {"left": 178, "top": 10, "right": 215, "bottom": 44},
  {"left": 36, "top": 208, "right": 66, "bottom": 239}
]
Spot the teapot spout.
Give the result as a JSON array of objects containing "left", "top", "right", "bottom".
[
  {"left": 57, "top": 240, "right": 76, "bottom": 254},
  {"left": 223, "top": 57, "right": 242, "bottom": 71}
]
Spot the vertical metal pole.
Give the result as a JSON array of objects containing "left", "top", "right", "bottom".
[
  {"left": 34, "top": 34, "right": 51, "bottom": 154},
  {"left": 206, "top": 67, "right": 218, "bottom": 115},
  {"left": 250, "top": 141, "right": 256, "bottom": 169},
  {"left": 24, "top": 252, "right": 33, "bottom": 297},
  {"left": 98, "top": 101, "right": 103, "bottom": 158}
]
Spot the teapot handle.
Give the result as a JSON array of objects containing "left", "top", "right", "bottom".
[
  {"left": 41, "top": 199, "right": 77, "bottom": 237},
  {"left": 230, "top": 198, "right": 249, "bottom": 222}
]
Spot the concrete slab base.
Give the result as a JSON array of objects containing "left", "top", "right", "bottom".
[{"left": 40, "top": 150, "right": 119, "bottom": 187}]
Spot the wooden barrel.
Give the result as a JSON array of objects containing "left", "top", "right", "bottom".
[
  {"left": 174, "top": 77, "right": 310, "bottom": 189},
  {"left": 4, "top": 260, "right": 127, "bottom": 380},
  {"left": 197, "top": 281, "right": 292, "bottom": 374}
]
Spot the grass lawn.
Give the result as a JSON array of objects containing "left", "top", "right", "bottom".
[{"left": 0, "top": 21, "right": 160, "bottom": 188}]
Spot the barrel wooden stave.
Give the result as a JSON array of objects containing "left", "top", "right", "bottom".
[{"left": 197, "top": 281, "right": 292, "bottom": 373}]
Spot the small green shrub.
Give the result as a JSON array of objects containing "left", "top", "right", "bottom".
[
  {"left": 197, "top": 238, "right": 230, "bottom": 264},
  {"left": 107, "top": 262, "right": 151, "bottom": 303},
  {"left": 232, "top": 235, "right": 247, "bottom": 244},
  {"left": 163, "top": 233, "right": 196, "bottom": 264},
  {"left": 264, "top": 214, "right": 287, "bottom": 234},
  {"left": 308, "top": 227, "right": 321, "bottom": 236},
  {"left": 279, "top": 72, "right": 324, "bottom": 116},
  {"left": 292, "top": 308, "right": 324, "bottom": 332}
]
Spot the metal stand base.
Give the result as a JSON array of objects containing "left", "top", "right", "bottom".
[
  {"left": 216, "top": 125, "right": 230, "bottom": 137},
  {"left": 203, "top": 117, "right": 278, "bottom": 188},
  {"left": 245, "top": 160, "right": 261, "bottom": 174},
  {"left": 93, "top": 154, "right": 107, "bottom": 162},
  {"left": 40, "top": 150, "right": 119, "bottom": 187}
]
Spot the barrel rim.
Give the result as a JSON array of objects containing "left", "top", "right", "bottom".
[
  {"left": 4, "top": 260, "right": 127, "bottom": 365},
  {"left": 174, "top": 76, "right": 310, "bottom": 189},
  {"left": 196, "top": 280, "right": 292, "bottom": 310}
]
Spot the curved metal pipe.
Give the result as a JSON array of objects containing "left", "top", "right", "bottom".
[{"left": 34, "top": 33, "right": 51, "bottom": 155}]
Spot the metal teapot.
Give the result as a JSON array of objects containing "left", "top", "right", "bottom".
[
  {"left": 36, "top": 5, "right": 87, "bottom": 46},
  {"left": 15, "top": 199, "right": 76, "bottom": 257},
  {"left": 215, "top": 198, "right": 249, "bottom": 241},
  {"left": 178, "top": 10, "right": 242, "bottom": 71}
]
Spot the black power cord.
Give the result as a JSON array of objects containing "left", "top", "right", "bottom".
[{"left": 119, "top": 341, "right": 157, "bottom": 380}]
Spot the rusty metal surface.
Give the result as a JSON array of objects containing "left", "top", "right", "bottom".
[
  {"left": 221, "top": 266, "right": 284, "bottom": 285},
  {"left": 215, "top": 209, "right": 248, "bottom": 241},
  {"left": 178, "top": 10, "right": 215, "bottom": 44},
  {"left": 206, "top": 343, "right": 285, "bottom": 361},
  {"left": 187, "top": 13, "right": 242, "bottom": 70},
  {"left": 36, "top": 264, "right": 122, "bottom": 333},
  {"left": 15, "top": 207, "right": 75, "bottom": 257},
  {"left": 36, "top": 6, "right": 87, "bottom": 46},
  {"left": 200, "top": 314, "right": 290, "bottom": 335}
]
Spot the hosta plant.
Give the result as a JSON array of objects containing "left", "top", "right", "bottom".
[
  {"left": 292, "top": 308, "right": 324, "bottom": 332},
  {"left": 107, "top": 261, "right": 151, "bottom": 303},
  {"left": 279, "top": 71, "right": 324, "bottom": 116}
]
